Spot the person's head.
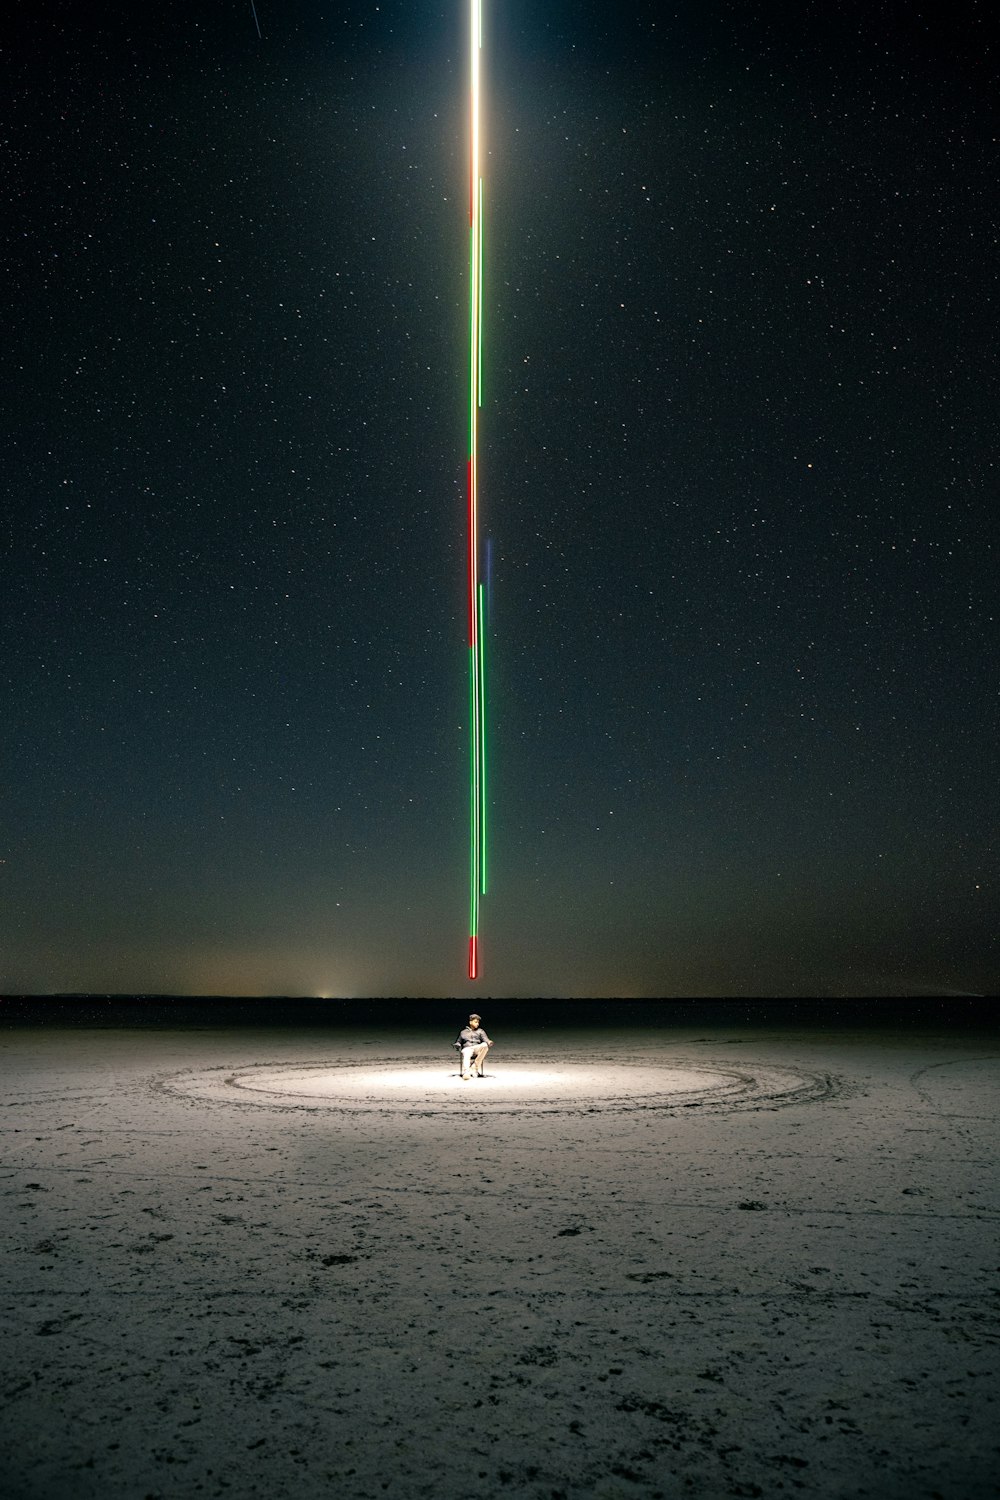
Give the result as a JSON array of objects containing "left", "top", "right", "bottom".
[{"left": 469, "top": 1014, "right": 481, "bottom": 1027}]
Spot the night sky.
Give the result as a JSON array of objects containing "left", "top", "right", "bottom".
[{"left": 4, "top": 1, "right": 997, "bottom": 999}]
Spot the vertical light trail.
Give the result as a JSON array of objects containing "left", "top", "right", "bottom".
[
  {"left": 478, "top": 581, "right": 487, "bottom": 897},
  {"left": 466, "top": 0, "right": 486, "bottom": 979}
]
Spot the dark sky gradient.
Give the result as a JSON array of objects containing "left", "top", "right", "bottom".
[{"left": 3, "top": 1, "right": 997, "bottom": 998}]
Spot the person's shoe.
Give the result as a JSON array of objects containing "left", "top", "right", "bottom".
[{"left": 461, "top": 1073, "right": 471, "bottom": 1080}]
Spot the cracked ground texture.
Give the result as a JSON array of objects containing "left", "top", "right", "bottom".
[{"left": 1, "top": 1024, "right": 998, "bottom": 1499}]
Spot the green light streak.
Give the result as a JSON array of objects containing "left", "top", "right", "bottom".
[
  {"left": 466, "top": 0, "right": 488, "bottom": 976},
  {"left": 478, "top": 583, "right": 487, "bottom": 895},
  {"left": 469, "top": 646, "right": 479, "bottom": 934}
]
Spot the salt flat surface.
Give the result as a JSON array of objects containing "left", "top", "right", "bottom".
[{"left": 1, "top": 1025, "right": 998, "bottom": 1499}]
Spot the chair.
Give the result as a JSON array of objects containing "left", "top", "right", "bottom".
[{"left": 454, "top": 1043, "right": 488, "bottom": 1078}]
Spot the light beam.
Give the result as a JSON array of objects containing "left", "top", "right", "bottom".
[{"left": 466, "top": 0, "right": 488, "bottom": 979}]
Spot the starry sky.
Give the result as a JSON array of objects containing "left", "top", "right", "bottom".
[{"left": 3, "top": 1, "right": 997, "bottom": 999}]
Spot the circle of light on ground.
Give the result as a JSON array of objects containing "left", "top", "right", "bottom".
[{"left": 153, "top": 1055, "right": 836, "bottom": 1115}]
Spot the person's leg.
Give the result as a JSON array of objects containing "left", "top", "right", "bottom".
[
  {"left": 471, "top": 1043, "right": 489, "bottom": 1076},
  {"left": 460, "top": 1045, "right": 474, "bottom": 1078}
]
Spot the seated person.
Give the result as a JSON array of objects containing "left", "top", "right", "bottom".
[{"left": 455, "top": 1013, "right": 493, "bottom": 1079}]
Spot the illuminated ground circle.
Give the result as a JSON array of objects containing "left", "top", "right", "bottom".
[{"left": 153, "top": 1056, "right": 835, "bottom": 1116}]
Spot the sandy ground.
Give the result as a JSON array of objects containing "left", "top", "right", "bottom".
[{"left": 1, "top": 1023, "right": 998, "bottom": 1499}]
